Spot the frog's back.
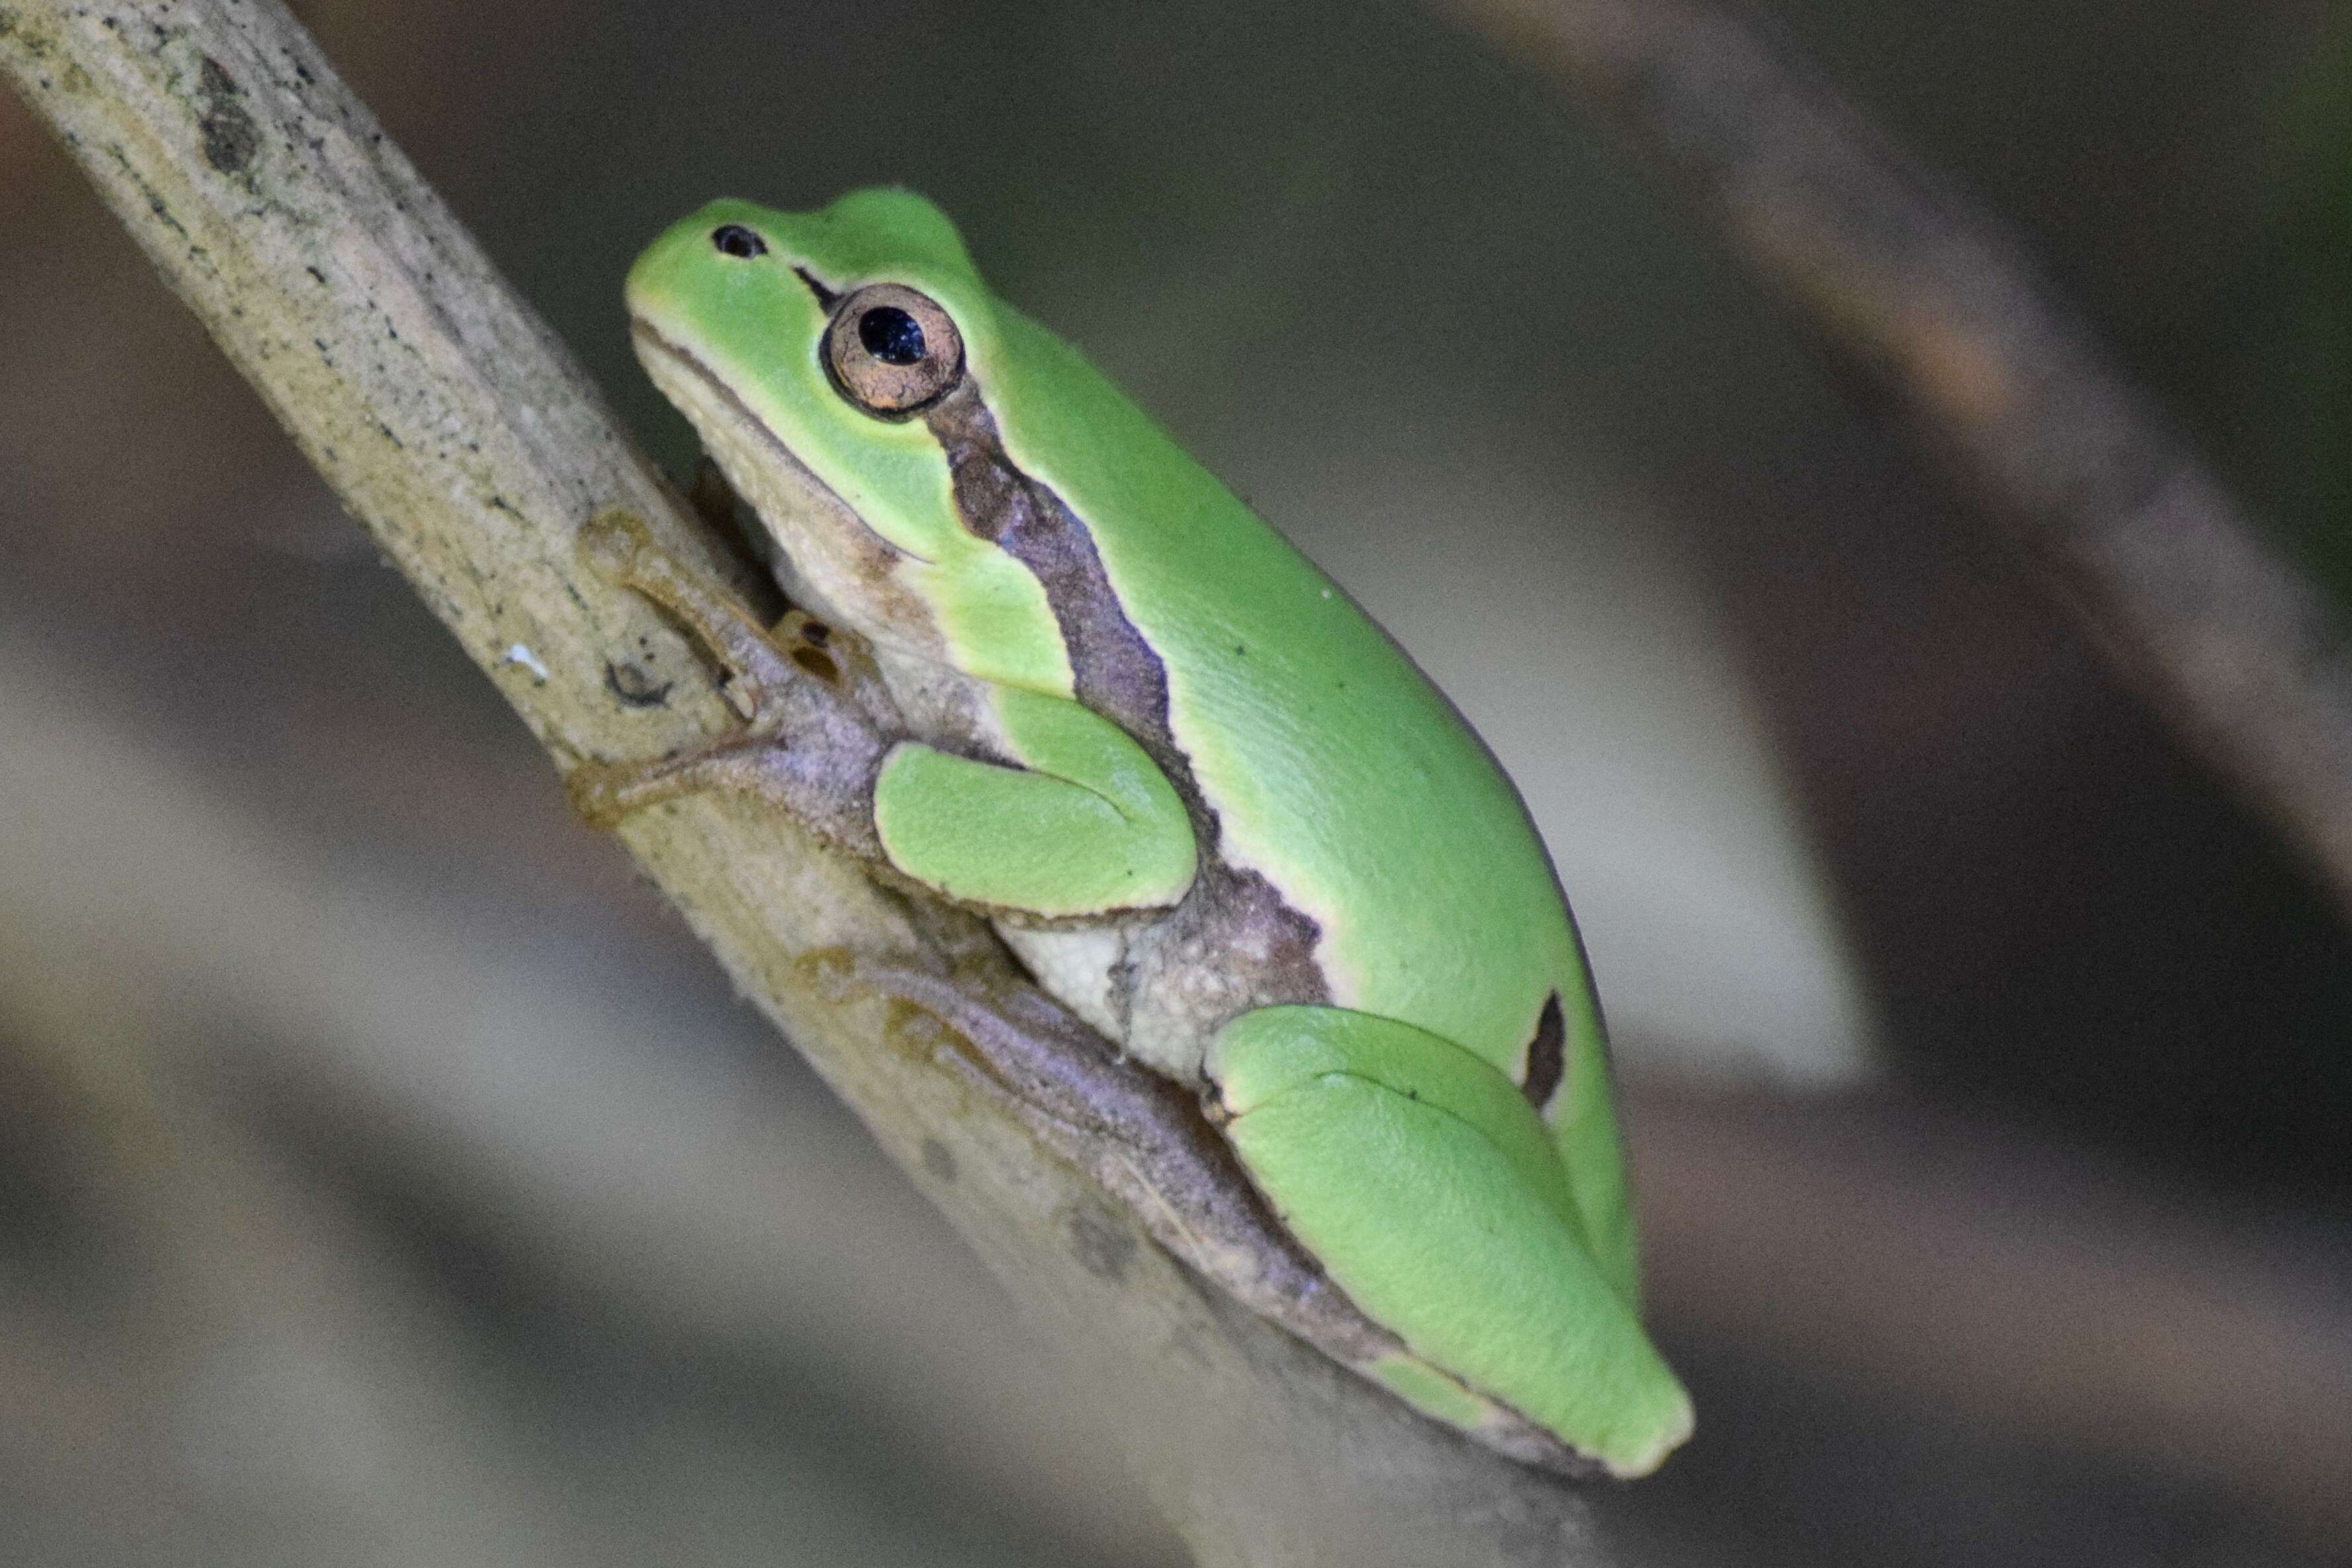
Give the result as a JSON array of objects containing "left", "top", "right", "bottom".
[{"left": 980, "top": 302, "right": 1599, "bottom": 1085}]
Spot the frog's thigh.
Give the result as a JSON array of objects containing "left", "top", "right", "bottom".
[
  {"left": 1206, "top": 1005, "right": 1692, "bottom": 1478},
  {"left": 873, "top": 738, "right": 1192, "bottom": 917}
]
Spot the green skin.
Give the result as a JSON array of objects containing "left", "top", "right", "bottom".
[{"left": 592, "top": 189, "right": 1692, "bottom": 1477}]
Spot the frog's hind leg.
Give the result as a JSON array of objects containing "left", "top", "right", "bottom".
[
  {"left": 568, "top": 734, "right": 840, "bottom": 829},
  {"left": 1204, "top": 1003, "right": 1693, "bottom": 1478}
]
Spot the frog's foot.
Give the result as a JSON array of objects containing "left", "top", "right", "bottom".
[
  {"left": 580, "top": 510, "right": 804, "bottom": 729},
  {"left": 569, "top": 734, "right": 789, "bottom": 828},
  {"left": 572, "top": 512, "right": 896, "bottom": 843}
]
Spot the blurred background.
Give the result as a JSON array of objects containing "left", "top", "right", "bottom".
[{"left": 3, "top": 1, "right": 2349, "bottom": 1563}]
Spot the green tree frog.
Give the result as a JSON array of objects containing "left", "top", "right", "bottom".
[{"left": 574, "top": 189, "right": 1693, "bottom": 1477}]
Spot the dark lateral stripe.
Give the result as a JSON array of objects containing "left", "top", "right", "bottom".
[
  {"left": 1521, "top": 993, "right": 1565, "bottom": 1115},
  {"left": 922, "top": 383, "right": 1201, "bottom": 820},
  {"left": 917, "top": 378, "right": 1331, "bottom": 1013}
]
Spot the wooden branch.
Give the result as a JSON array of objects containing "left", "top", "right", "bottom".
[
  {"left": 0, "top": 3, "right": 1608, "bottom": 1563},
  {"left": 1439, "top": 0, "right": 2352, "bottom": 917}
]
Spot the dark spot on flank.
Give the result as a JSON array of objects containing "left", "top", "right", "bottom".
[
  {"left": 603, "top": 661, "right": 673, "bottom": 708},
  {"left": 798, "top": 620, "right": 830, "bottom": 645},
  {"left": 789, "top": 646, "right": 839, "bottom": 683},
  {"left": 1067, "top": 1202, "right": 1138, "bottom": 1283},
  {"left": 1521, "top": 993, "right": 1565, "bottom": 1116},
  {"left": 921, "top": 1139, "right": 956, "bottom": 1185}
]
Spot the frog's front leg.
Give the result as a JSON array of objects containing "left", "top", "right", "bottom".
[
  {"left": 568, "top": 510, "right": 899, "bottom": 856},
  {"left": 573, "top": 510, "right": 1198, "bottom": 923},
  {"left": 579, "top": 510, "right": 823, "bottom": 729},
  {"left": 1206, "top": 1005, "right": 1695, "bottom": 1478}
]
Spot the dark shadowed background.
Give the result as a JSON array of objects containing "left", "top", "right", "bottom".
[{"left": 3, "top": 1, "right": 2348, "bottom": 1564}]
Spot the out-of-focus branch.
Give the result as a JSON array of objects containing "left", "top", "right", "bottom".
[
  {"left": 0, "top": 4, "right": 1603, "bottom": 1563},
  {"left": 1634, "top": 1081, "right": 2352, "bottom": 1543},
  {"left": 1439, "top": 0, "right": 2352, "bottom": 917}
]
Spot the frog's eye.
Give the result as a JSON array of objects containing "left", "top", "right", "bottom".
[
  {"left": 710, "top": 224, "right": 767, "bottom": 259},
  {"left": 822, "top": 284, "right": 965, "bottom": 418}
]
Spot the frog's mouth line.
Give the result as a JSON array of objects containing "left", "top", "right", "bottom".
[{"left": 626, "top": 316, "right": 934, "bottom": 569}]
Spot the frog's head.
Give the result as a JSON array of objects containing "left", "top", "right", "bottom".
[{"left": 625, "top": 190, "right": 1008, "bottom": 662}]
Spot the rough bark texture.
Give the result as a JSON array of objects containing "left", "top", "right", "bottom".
[{"left": 0, "top": 3, "right": 1606, "bottom": 1563}]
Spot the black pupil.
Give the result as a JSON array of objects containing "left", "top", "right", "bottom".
[
  {"left": 711, "top": 224, "right": 766, "bottom": 258},
  {"left": 858, "top": 306, "right": 927, "bottom": 366}
]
